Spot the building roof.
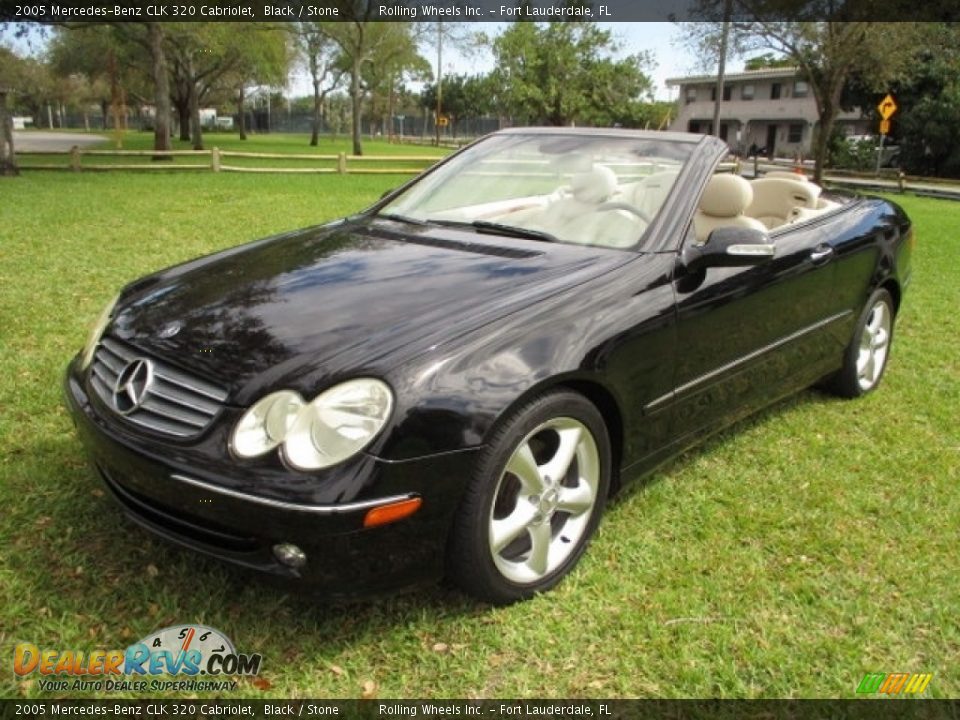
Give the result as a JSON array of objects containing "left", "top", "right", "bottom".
[{"left": 667, "top": 67, "right": 801, "bottom": 86}]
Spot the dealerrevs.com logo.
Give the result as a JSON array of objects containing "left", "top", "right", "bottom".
[{"left": 14, "top": 625, "right": 262, "bottom": 693}]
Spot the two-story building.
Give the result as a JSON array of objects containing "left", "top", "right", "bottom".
[{"left": 666, "top": 67, "right": 870, "bottom": 158}]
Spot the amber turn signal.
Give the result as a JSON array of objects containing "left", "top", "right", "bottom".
[{"left": 363, "top": 497, "right": 423, "bottom": 528}]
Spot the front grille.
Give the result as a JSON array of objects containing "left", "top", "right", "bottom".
[{"left": 89, "top": 336, "right": 228, "bottom": 439}]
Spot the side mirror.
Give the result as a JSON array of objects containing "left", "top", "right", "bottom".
[{"left": 682, "top": 226, "right": 775, "bottom": 271}]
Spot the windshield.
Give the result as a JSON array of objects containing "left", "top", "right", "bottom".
[{"left": 379, "top": 133, "right": 693, "bottom": 250}]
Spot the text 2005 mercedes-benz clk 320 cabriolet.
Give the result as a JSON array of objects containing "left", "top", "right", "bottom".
[{"left": 65, "top": 128, "right": 913, "bottom": 604}]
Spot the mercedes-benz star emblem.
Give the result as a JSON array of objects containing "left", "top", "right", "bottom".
[
  {"left": 113, "top": 358, "right": 154, "bottom": 415},
  {"left": 158, "top": 321, "right": 182, "bottom": 339}
]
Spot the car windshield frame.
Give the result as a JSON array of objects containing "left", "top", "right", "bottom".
[{"left": 376, "top": 132, "right": 696, "bottom": 252}]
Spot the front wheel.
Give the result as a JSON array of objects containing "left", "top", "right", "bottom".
[
  {"left": 446, "top": 391, "right": 611, "bottom": 605},
  {"left": 825, "top": 288, "right": 895, "bottom": 398}
]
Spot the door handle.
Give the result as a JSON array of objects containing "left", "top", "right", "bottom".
[{"left": 809, "top": 245, "right": 834, "bottom": 264}]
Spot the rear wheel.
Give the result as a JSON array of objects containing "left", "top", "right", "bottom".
[
  {"left": 447, "top": 391, "right": 611, "bottom": 605},
  {"left": 825, "top": 288, "right": 895, "bottom": 398}
]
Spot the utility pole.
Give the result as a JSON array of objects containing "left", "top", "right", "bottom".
[
  {"left": 712, "top": 0, "right": 732, "bottom": 141},
  {"left": 435, "top": 23, "right": 442, "bottom": 146}
]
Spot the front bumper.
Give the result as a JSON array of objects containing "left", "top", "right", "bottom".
[{"left": 63, "top": 359, "right": 482, "bottom": 597}]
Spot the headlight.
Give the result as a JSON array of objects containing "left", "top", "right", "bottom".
[
  {"left": 230, "top": 379, "right": 394, "bottom": 470},
  {"left": 284, "top": 379, "right": 394, "bottom": 470},
  {"left": 81, "top": 293, "right": 120, "bottom": 370},
  {"left": 232, "top": 390, "right": 304, "bottom": 458}
]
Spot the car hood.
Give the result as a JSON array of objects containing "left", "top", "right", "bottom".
[{"left": 110, "top": 218, "right": 630, "bottom": 402}]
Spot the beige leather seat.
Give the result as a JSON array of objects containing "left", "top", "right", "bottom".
[
  {"left": 746, "top": 177, "right": 820, "bottom": 229},
  {"left": 693, "top": 174, "right": 767, "bottom": 243},
  {"left": 543, "top": 166, "right": 643, "bottom": 248}
]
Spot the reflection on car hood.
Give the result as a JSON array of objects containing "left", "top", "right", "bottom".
[{"left": 109, "top": 219, "right": 630, "bottom": 402}]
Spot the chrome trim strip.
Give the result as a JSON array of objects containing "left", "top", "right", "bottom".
[
  {"left": 644, "top": 310, "right": 852, "bottom": 411},
  {"left": 169, "top": 473, "right": 416, "bottom": 515}
]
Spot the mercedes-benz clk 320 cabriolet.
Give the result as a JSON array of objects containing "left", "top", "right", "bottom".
[{"left": 65, "top": 129, "right": 913, "bottom": 604}]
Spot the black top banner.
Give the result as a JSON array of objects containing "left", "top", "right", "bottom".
[{"left": 2, "top": 0, "right": 958, "bottom": 23}]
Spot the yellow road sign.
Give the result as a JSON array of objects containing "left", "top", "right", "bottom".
[
  {"left": 879, "top": 118, "right": 891, "bottom": 135},
  {"left": 878, "top": 94, "right": 898, "bottom": 120}
]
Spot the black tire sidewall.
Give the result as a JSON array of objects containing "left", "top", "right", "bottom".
[{"left": 447, "top": 391, "right": 612, "bottom": 605}]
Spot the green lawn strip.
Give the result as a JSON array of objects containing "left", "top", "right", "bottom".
[{"left": 1, "top": 181, "right": 957, "bottom": 698}]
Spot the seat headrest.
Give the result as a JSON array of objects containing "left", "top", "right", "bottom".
[
  {"left": 699, "top": 174, "right": 754, "bottom": 217},
  {"left": 571, "top": 165, "right": 618, "bottom": 204}
]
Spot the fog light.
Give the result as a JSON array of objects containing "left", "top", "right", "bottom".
[{"left": 272, "top": 543, "right": 307, "bottom": 568}]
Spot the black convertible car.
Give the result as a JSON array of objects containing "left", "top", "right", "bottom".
[{"left": 65, "top": 129, "right": 913, "bottom": 604}]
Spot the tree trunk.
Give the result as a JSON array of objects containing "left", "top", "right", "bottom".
[
  {"left": 188, "top": 58, "right": 203, "bottom": 151},
  {"left": 812, "top": 79, "right": 844, "bottom": 185},
  {"left": 351, "top": 55, "right": 362, "bottom": 156},
  {"left": 148, "top": 23, "right": 172, "bottom": 158},
  {"left": 311, "top": 80, "right": 321, "bottom": 146},
  {"left": 238, "top": 85, "right": 247, "bottom": 141},
  {"left": 175, "top": 100, "right": 190, "bottom": 142},
  {"left": 0, "top": 90, "right": 19, "bottom": 176}
]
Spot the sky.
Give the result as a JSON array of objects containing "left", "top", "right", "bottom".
[
  {"left": 286, "top": 22, "right": 738, "bottom": 102},
  {"left": 8, "top": 21, "right": 739, "bottom": 103}
]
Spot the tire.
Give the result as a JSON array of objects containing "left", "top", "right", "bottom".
[
  {"left": 825, "top": 288, "right": 895, "bottom": 398},
  {"left": 446, "top": 390, "right": 611, "bottom": 605}
]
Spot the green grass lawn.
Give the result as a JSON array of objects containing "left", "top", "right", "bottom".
[{"left": 1, "top": 173, "right": 958, "bottom": 700}]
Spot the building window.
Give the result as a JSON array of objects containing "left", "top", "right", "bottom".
[
  {"left": 788, "top": 124, "right": 803, "bottom": 143},
  {"left": 685, "top": 87, "right": 697, "bottom": 104},
  {"left": 793, "top": 81, "right": 809, "bottom": 97},
  {"left": 742, "top": 84, "right": 755, "bottom": 100},
  {"left": 723, "top": 85, "right": 732, "bottom": 101},
  {"left": 771, "top": 83, "right": 781, "bottom": 100}
]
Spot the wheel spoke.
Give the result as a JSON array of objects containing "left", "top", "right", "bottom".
[
  {"left": 541, "top": 426, "right": 582, "bottom": 483},
  {"left": 525, "top": 522, "right": 552, "bottom": 575},
  {"left": 856, "top": 347, "right": 871, "bottom": 374},
  {"left": 861, "top": 353, "right": 876, "bottom": 384},
  {"left": 557, "top": 482, "right": 594, "bottom": 516},
  {"left": 866, "top": 306, "right": 884, "bottom": 334},
  {"left": 490, "top": 502, "right": 536, "bottom": 554},
  {"left": 873, "top": 327, "right": 889, "bottom": 350},
  {"left": 506, "top": 442, "right": 545, "bottom": 494}
]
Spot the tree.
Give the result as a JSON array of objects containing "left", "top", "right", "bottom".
[
  {"left": 359, "top": 25, "right": 429, "bottom": 141},
  {"left": 684, "top": 6, "right": 925, "bottom": 182},
  {"left": 0, "top": 45, "right": 23, "bottom": 176},
  {"left": 227, "top": 26, "right": 290, "bottom": 142},
  {"left": 488, "top": 21, "right": 654, "bottom": 127},
  {"left": 296, "top": 23, "right": 345, "bottom": 146},
  {"left": 49, "top": 26, "right": 149, "bottom": 135},
  {"left": 421, "top": 74, "right": 494, "bottom": 136},
  {"left": 319, "top": 17, "right": 420, "bottom": 155},
  {"left": 843, "top": 24, "right": 960, "bottom": 177},
  {"left": 420, "top": 22, "right": 476, "bottom": 145}
]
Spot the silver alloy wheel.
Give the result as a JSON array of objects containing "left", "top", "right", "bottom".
[
  {"left": 856, "top": 299, "right": 892, "bottom": 391},
  {"left": 487, "top": 417, "right": 600, "bottom": 584}
]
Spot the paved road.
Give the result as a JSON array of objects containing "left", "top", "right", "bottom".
[{"left": 13, "top": 131, "right": 107, "bottom": 152}]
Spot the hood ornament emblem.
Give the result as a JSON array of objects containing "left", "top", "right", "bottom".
[
  {"left": 158, "top": 321, "right": 182, "bottom": 339},
  {"left": 113, "top": 358, "right": 154, "bottom": 415}
]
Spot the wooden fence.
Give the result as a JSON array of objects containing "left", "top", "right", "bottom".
[{"left": 16, "top": 146, "right": 442, "bottom": 175}]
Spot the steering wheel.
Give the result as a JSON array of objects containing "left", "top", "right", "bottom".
[{"left": 594, "top": 201, "right": 652, "bottom": 224}]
